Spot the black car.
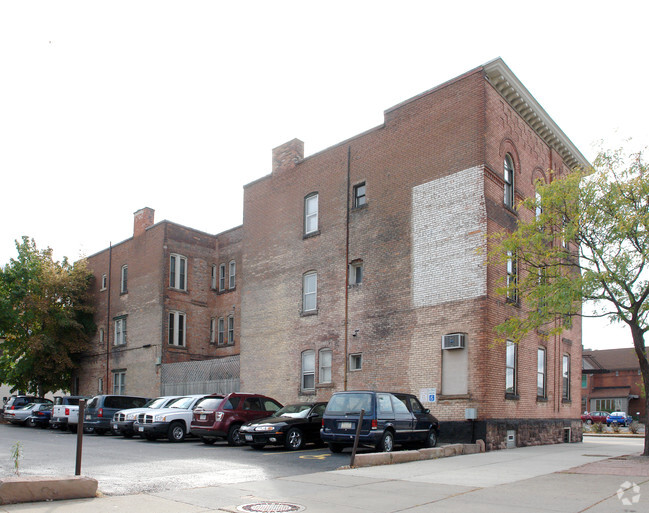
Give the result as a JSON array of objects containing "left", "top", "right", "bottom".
[
  {"left": 321, "top": 391, "right": 439, "bottom": 453},
  {"left": 240, "top": 402, "right": 327, "bottom": 450}
]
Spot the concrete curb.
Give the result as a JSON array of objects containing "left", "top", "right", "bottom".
[
  {"left": 0, "top": 475, "right": 98, "bottom": 505},
  {"left": 352, "top": 442, "right": 484, "bottom": 468}
]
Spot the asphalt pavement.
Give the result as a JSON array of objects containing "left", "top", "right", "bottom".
[{"left": 1, "top": 436, "right": 647, "bottom": 512}]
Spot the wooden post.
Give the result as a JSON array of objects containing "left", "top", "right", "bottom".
[
  {"left": 349, "top": 409, "right": 365, "bottom": 467},
  {"left": 75, "top": 399, "right": 85, "bottom": 476}
]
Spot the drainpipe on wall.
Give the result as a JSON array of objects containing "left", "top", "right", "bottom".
[
  {"left": 343, "top": 146, "right": 351, "bottom": 391},
  {"left": 106, "top": 243, "right": 112, "bottom": 393}
]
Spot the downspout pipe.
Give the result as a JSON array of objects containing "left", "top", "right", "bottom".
[
  {"left": 343, "top": 146, "right": 351, "bottom": 391},
  {"left": 106, "top": 243, "right": 112, "bottom": 392}
]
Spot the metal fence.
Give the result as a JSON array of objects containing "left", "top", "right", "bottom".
[{"left": 160, "top": 356, "right": 240, "bottom": 396}]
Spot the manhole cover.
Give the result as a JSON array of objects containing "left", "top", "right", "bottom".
[{"left": 236, "top": 502, "right": 306, "bottom": 512}]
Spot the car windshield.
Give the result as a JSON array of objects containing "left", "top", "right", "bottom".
[
  {"left": 272, "top": 404, "right": 312, "bottom": 418},
  {"left": 145, "top": 397, "right": 172, "bottom": 409},
  {"left": 20, "top": 403, "right": 36, "bottom": 410},
  {"left": 167, "top": 397, "right": 194, "bottom": 409},
  {"left": 325, "top": 393, "right": 373, "bottom": 415}
]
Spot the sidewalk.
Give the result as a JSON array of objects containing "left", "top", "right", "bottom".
[{"left": 1, "top": 437, "right": 647, "bottom": 512}]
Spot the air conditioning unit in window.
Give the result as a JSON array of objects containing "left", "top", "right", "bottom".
[{"left": 442, "top": 333, "right": 466, "bottom": 350}]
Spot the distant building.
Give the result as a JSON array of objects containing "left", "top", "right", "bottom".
[{"left": 582, "top": 348, "right": 645, "bottom": 420}]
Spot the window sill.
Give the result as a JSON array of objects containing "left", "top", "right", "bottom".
[
  {"left": 351, "top": 203, "right": 368, "bottom": 211},
  {"left": 120, "top": 291, "right": 128, "bottom": 296},
  {"left": 168, "top": 344, "right": 188, "bottom": 350},
  {"left": 438, "top": 394, "right": 471, "bottom": 401},
  {"left": 301, "top": 310, "right": 318, "bottom": 317},
  {"left": 316, "top": 382, "right": 334, "bottom": 389},
  {"left": 211, "top": 342, "right": 235, "bottom": 348},
  {"left": 216, "top": 287, "right": 236, "bottom": 295},
  {"left": 562, "top": 338, "right": 573, "bottom": 345},
  {"left": 300, "top": 390, "right": 316, "bottom": 396},
  {"left": 505, "top": 393, "right": 520, "bottom": 401},
  {"left": 303, "top": 230, "right": 321, "bottom": 240},
  {"left": 562, "top": 398, "right": 572, "bottom": 404},
  {"left": 503, "top": 204, "right": 517, "bottom": 216},
  {"left": 536, "top": 397, "right": 548, "bottom": 402},
  {"left": 505, "top": 298, "right": 520, "bottom": 307},
  {"left": 169, "top": 287, "right": 188, "bottom": 294},
  {"left": 348, "top": 283, "right": 362, "bottom": 289}
]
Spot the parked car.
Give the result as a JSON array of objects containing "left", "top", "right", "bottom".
[
  {"left": 84, "top": 395, "right": 150, "bottom": 435},
  {"left": 190, "top": 392, "right": 283, "bottom": 446},
  {"left": 112, "top": 396, "right": 182, "bottom": 438},
  {"left": 606, "top": 411, "right": 632, "bottom": 427},
  {"left": 240, "top": 402, "right": 327, "bottom": 450},
  {"left": 50, "top": 396, "right": 93, "bottom": 430},
  {"left": 581, "top": 411, "right": 609, "bottom": 424},
  {"left": 26, "top": 403, "right": 54, "bottom": 428},
  {"left": 321, "top": 391, "right": 439, "bottom": 453},
  {"left": 133, "top": 395, "right": 212, "bottom": 442},
  {"left": 2, "top": 396, "right": 51, "bottom": 419},
  {"left": 4, "top": 402, "right": 54, "bottom": 426}
]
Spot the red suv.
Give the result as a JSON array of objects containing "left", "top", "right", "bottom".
[{"left": 190, "top": 393, "right": 283, "bottom": 446}]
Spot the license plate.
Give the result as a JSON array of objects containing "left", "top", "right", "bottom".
[
  {"left": 245, "top": 435, "right": 253, "bottom": 441},
  {"left": 339, "top": 421, "right": 354, "bottom": 429},
  {"left": 200, "top": 414, "right": 206, "bottom": 420},
  {"left": 113, "top": 424, "right": 118, "bottom": 430},
  {"left": 138, "top": 427, "right": 144, "bottom": 432},
  {"left": 85, "top": 415, "right": 90, "bottom": 420}
]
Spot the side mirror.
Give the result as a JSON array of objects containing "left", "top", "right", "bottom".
[{"left": 424, "top": 409, "right": 430, "bottom": 414}]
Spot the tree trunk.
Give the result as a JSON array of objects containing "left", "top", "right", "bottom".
[{"left": 630, "top": 324, "right": 649, "bottom": 456}]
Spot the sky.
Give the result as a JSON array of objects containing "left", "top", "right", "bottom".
[{"left": 1, "top": 1, "right": 647, "bottom": 351}]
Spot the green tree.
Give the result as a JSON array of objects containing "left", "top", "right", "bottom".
[
  {"left": 0, "top": 237, "right": 95, "bottom": 396},
  {"left": 490, "top": 147, "right": 649, "bottom": 456}
]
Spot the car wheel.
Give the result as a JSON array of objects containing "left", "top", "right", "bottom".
[
  {"left": 328, "top": 443, "right": 344, "bottom": 453},
  {"left": 424, "top": 428, "right": 438, "bottom": 448},
  {"left": 168, "top": 422, "right": 186, "bottom": 443},
  {"left": 376, "top": 431, "right": 394, "bottom": 453},
  {"left": 227, "top": 424, "right": 244, "bottom": 446},
  {"left": 251, "top": 444, "right": 266, "bottom": 450},
  {"left": 201, "top": 437, "right": 216, "bottom": 445},
  {"left": 26, "top": 418, "right": 36, "bottom": 428},
  {"left": 285, "top": 428, "right": 305, "bottom": 451}
]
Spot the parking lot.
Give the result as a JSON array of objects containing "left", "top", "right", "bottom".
[{"left": 0, "top": 422, "right": 349, "bottom": 495}]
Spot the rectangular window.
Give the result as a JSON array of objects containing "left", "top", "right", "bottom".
[
  {"left": 101, "top": 274, "right": 107, "bottom": 290},
  {"left": 170, "top": 254, "right": 187, "bottom": 290},
  {"left": 219, "top": 264, "right": 226, "bottom": 291},
  {"left": 562, "top": 354, "right": 570, "bottom": 400},
  {"left": 303, "top": 272, "right": 317, "bottom": 312},
  {"left": 114, "top": 317, "right": 127, "bottom": 346},
  {"left": 319, "top": 349, "right": 332, "bottom": 384},
  {"left": 353, "top": 182, "right": 366, "bottom": 208},
  {"left": 506, "top": 251, "right": 518, "bottom": 303},
  {"left": 506, "top": 340, "right": 517, "bottom": 395},
  {"left": 581, "top": 374, "right": 587, "bottom": 388},
  {"left": 99, "top": 327, "right": 104, "bottom": 343},
  {"left": 113, "top": 371, "right": 125, "bottom": 395},
  {"left": 349, "top": 353, "right": 362, "bottom": 371},
  {"left": 209, "top": 318, "right": 216, "bottom": 343},
  {"left": 120, "top": 265, "right": 128, "bottom": 293},
  {"left": 98, "top": 377, "right": 104, "bottom": 394},
  {"left": 211, "top": 265, "right": 217, "bottom": 289},
  {"left": 227, "top": 315, "right": 234, "bottom": 344},
  {"left": 504, "top": 154, "right": 514, "bottom": 208},
  {"left": 218, "top": 317, "right": 224, "bottom": 345},
  {"left": 169, "top": 311, "right": 186, "bottom": 346},
  {"left": 229, "top": 261, "right": 236, "bottom": 289},
  {"left": 349, "top": 261, "right": 363, "bottom": 285},
  {"left": 537, "top": 348, "right": 546, "bottom": 398},
  {"left": 304, "top": 194, "right": 318, "bottom": 234},
  {"left": 302, "top": 350, "right": 315, "bottom": 390}
]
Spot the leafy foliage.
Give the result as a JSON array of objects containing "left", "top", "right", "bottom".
[{"left": 0, "top": 237, "right": 95, "bottom": 395}]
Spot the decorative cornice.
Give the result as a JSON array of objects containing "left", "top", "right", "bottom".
[{"left": 482, "top": 58, "right": 590, "bottom": 171}]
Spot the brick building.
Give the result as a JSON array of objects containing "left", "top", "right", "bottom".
[
  {"left": 240, "top": 58, "right": 586, "bottom": 449},
  {"left": 76, "top": 208, "right": 242, "bottom": 398},
  {"left": 582, "top": 348, "right": 646, "bottom": 420}
]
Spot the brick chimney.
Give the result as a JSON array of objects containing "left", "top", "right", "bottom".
[
  {"left": 272, "top": 139, "right": 304, "bottom": 175},
  {"left": 134, "top": 207, "right": 155, "bottom": 237}
]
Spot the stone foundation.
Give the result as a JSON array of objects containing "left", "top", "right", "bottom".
[{"left": 485, "top": 419, "right": 583, "bottom": 451}]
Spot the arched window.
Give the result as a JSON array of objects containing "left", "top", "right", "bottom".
[{"left": 504, "top": 154, "right": 515, "bottom": 208}]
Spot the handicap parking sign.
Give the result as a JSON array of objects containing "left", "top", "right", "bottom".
[{"left": 419, "top": 388, "right": 436, "bottom": 403}]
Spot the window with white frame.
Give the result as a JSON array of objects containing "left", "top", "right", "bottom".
[
  {"left": 114, "top": 317, "right": 127, "bottom": 346},
  {"left": 562, "top": 354, "right": 570, "bottom": 400},
  {"left": 349, "top": 353, "right": 362, "bottom": 371},
  {"left": 168, "top": 311, "right": 186, "bottom": 346},
  {"left": 319, "top": 349, "right": 332, "bottom": 384},
  {"left": 120, "top": 265, "right": 128, "bottom": 293},
  {"left": 506, "top": 251, "right": 518, "bottom": 303},
  {"left": 303, "top": 272, "right": 317, "bottom": 312},
  {"left": 505, "top": 340, "right": 517, "bottom": 395},
  {"left": 113, "top": 371, "right": 126, "bottom": 395},
  {"left": 218, "top": 317, "right": 224, "bottom": 345},
  {"left": 353, "top": 182, "right": 366, "bottom": 208},
  {"left": 211, "top": 265, "right": 217, "bottom": 289},
  {"left": 304, "top": 193, "right": 319, "bottom": 234},
  {"left": 219, "top": 264, "right": 226, "bottom": 291},
  {"left": 504, "top": 154, "right": 514, "bottom": 208},
  {"left": 170, "top": 254, "right": 187, "bottom": 290},
  {"left": 98, "top": 377, "right": 104, "bottom": 394},
  {"left": 209, "top": 318, "right": 216, "bottom": 343},
  {"left": 101, "top": 274, "right": 107, "bottom": 290},
  {"left": 301, "top": 350, "right": 315, "bottom": 391},
  {"left": 229, "top": 260, "right": 236, "bottom": 289},
  {"left": 537, "top": 348, "right": 546, "bottom": 398},
  {"left": 349, "top": 260, "right": 363, "bottom": 285},
  {"left": 227, "top": 315, "right": 234, "bottom": 344}
]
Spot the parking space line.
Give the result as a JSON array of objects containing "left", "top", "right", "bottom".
[{"left": 262, "top": 448, "right": 330, "bottom": 456}]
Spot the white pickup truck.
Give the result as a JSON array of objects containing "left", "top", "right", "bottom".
[{"left": 50, "top": 396, "right": 92, "bottom": 432}]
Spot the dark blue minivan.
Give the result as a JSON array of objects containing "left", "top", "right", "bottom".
[{"left": 320, "top": 391, "right": 439, "bottom": 453}]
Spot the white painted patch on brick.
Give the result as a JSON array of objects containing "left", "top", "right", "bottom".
[{"left": 412, "top": 166, "right": 486, "bottom": 307}]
